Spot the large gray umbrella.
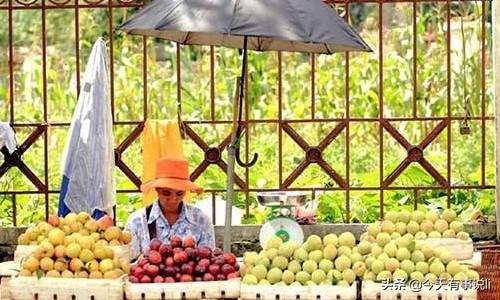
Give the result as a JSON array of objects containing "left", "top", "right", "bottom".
[{"left": 119, "top": 0, "right": 371, "bottom": 252}]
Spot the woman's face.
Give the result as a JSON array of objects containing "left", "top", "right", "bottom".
[{"left": 156, "top": 187, "right": 185, "bottom": 210}]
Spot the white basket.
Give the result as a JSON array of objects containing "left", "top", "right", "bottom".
[
  {"left": 241, "top": 283, "right": 357, "bottom": 300},
  {"left": 124, "top": 279, "right": 240, "bottom": 300},
  {"left": 361, "top": 281, "right": 477, "bottom": 300},
  {"left": 8, "top": 276, "right": 124, "bottom": 300},
  {"left": 0, "top": 261, "right": 20, "bottom": 277},
  {"left": 419, "top": 238, "right": 473, "bottom": 261}
]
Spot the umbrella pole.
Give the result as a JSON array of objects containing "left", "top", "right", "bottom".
[{"left": 223, "top": 36, "right": 248, "bottom": 252}]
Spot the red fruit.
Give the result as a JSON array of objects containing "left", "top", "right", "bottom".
[
  {"left": 208, "top": 264, "right": 220, "bottom": 276},
  {"left": 132, "top": 267, "right": 145, "bottom": 279},
  {"left": 221, "top": 264, "right": 235, "bottom": 276},
  {"left": 149, "top": 238, "right": 163, "bottom": 251},
  {"left": 223, "top": 253, "right": 237, "bottom": 265},
  {"left": 140, "top": 275, "right": 152, "bottom": 283},
  {"left": 142, "top": 247, "right": 151, "bottom": 258},
  {"left": 216, "top": 274, "right": 226, "bottom": 281},
  {"left": 170, "top": 235, "right": 182, "bottom": 248},
  {"left": 212, "top": 248, "right": 223, "bottom": 256},
  {"left": 197, "top": 246, "right": 212, "bottom": 259},
  {"left": 185, "top": 248, "right": 198, "bottom": 260},
  {"left": 227, "top": 272, "right": 239, "bottom": 280},
  {"left": 138, "top": 257, "right": 148, "bottom": 268},
  {"left": 181, "top": 263, "right": 193, "bottom": 275},
  {"left": 173, "top": 251, "right": 188, "bottom": 264},
  {"left": 198, "top": 258, "right": 210, "bottom": 268},
  {"left": 153, "top": 276, "right": 164, "bottom": 283},
  {"left": 159, "top": 264, "right": 166, "bottom": 274},
  {"left": 129, "top": 276, "right": 139, "bottom": 283},
  {"left": 164, "top": 276, "right": 176, "bottom": 283},
  {"left": 175, "top": 273, "right": 181, "bottom": 281},
  {"left": 149, "top": 250, "right": 162, "bottom": 265},
  {"left": 183, "top": 236, "right": 196, "bottom": 248},
  {"left": 194, "top": 276, "right": 203, "bottom": 282},
  {"left": 180, "top": 274, "right": 193, "bottom": 282},
  {"left": 173, "top": 247, "right": 183, "bottom": 254},
  {"left": 214, "top": 257, "right": 225, "bottom": 266},
  {"left": 234, "top": 263, "right": 240, "bottom": 271},
  {"left": 188, "top": 261, "right": 196, "bottom": 268},
  {"left": 203, "top": 273, "right": 215, "bottom": 281},
  {"left": 165, "top": 266, "right": 176, "bottom": 277},
  {"left": 159, "top": 244, "right": 172, "bottom": 257},
  {"left": 145, "top": 264, "right": 160, "bottom": 278},
  {"left": 193, "top": 264, "right": 207, "bottom": 275},
  {"left": 165, "top": 257, "right": 174, "bottom": 267}
]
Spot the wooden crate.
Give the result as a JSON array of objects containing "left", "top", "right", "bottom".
[
  {"left": 124, "top": 279, "right": 240, "bottom": 300},
  {"left": 8, "top": 276, "right": 124, "bottom": 300},
  {"left": 240, "top": 283, "right": 357, "bottom": 300},
  {"left": 361, "top": 281, "right": 476, "bottom": 300},
  {"left": 419, "top": 239, "right": 473, "bottom": 261}
]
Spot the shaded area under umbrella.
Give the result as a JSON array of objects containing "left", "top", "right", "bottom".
[{"left": 119, "top": 0, "right": 371, "bottom": 252}]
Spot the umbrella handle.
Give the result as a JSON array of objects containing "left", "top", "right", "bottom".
[{"left": 234, "top": 131, "right": 258, "bottom": 167}]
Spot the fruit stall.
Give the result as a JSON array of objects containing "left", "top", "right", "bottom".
[{"left": 0, "top": 206, "right": 495, "bottom": 300}]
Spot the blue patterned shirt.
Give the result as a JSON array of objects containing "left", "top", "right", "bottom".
[{"left": 125, "top": 201, "right": 215, "bottom": 259}]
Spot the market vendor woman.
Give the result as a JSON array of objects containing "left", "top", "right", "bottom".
[{"left": 126, "top": 157, "right": 215, "bottom": 259}]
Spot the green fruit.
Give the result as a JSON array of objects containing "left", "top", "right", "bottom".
[
  {"left": 425, "top": 211, "right": 439, "bottom": 223},
  {"left": 358, "top": 240, "right": 372, "bottom": 255},
  {"left": 376, "top": 233, "right": 391, "bottom": 247},
  {"left": 406, "top": 221, "right": 420, "bottom": 235},
  {"left": 266, "top": 248, "right": 278, "bottom": 260},
  {"left": 258, "top": 279, "right": 270, "bottom": 285},
  {"left": 410, "top": 271, "right": 424, "bottom": 282},
  {"left": 265, "top": 236, "right": 283, "bottom": 250},
  {"left": 275, "top": 281, "right": 286, "bottom": 286},
  {"left": 323, "top": 244, "right": 337, "bottom": 260},
  {"left": 352, "top": 261, "right": 366, "bottom": 277},
  {"left": 334, "top": 255, "right": 351, "bottom": 272},
  {"left": 302, "top": 260, "right": 318, "bottom": 274},
  {"left": 440, "top": 251, "right": 453, "bottom": 264},
  {"left": 338, "top": 232, "right": 356, "bottom": 248},
  {"left": 306, "top": 281, "right": 316, "bottom": 286},
  {"left": 278, "top": 241, "right": 299, "bottom": 258},
  {"left": 393, "top": 269, "right": 408, "bottom": 281},
  {"left": 244, "top": 252, "right": 259, "bottom": 265},
  {"left": 290, "top": 281, "right": 302, "bottom": 286},
  {"left": 365, "top": 256, "right": 376, "bottom": 269},
  {"left": 434, "top": 219, "right": 448, "bottom": 233},
  {"left": 383, "top": 243, "right": 397, "bottom": 258},
  {"left": 439, "top": 272, "right": 452, "bottom": 283},
  {"left": 295, "top": 271, "right": 311, "bottom": 284},
  {"left": 385, "top": 211, "right": 399, "bottom": 223},
  {"left": 376, "top": 271, "right": 392, "bottom": 282},
  {"left": 385, "top": 258, "right": 400, "bottom": 272},
  {"left": 415, "top": 262, "right": 429, "bottom": 274},
  {"left": 323, "top": 233, "right": 338, "bottom": 246},
  {"left": 424, "top": 273, "right": 437, "bottom": 283},
  {"left": 327, "top": 269, "right": 343, "bottom": 284},
  {"left": 396, "top": 236, "right": 411, "bottom": 249},
  {"left": 256, "top": 256, "right": 270, "bottom": 268},
  {"left": 420, "top": 220, "right": 434, "bottom": 234},
  {"left": 442, "top": 229, "right": 456, "bottom": 238},
  {"left": 371, "top": 259, "right": 384, "bottom": 275},
  {"left": 367, "top": 223, "right": 381, "bottom": 238},
  {"left": 371, "top": 245, "right": 383, "bottom": 257},
  {"left": 411, "top": 211, "right": 425, "bottom": 224},
  {"left": 428, "top": 231, "right": 441, "bottom": 238},
  {"left": 450, "top": 221, "right": 464, "bottom": 232},
  {"left": 251, "top": 265, "right": 268, "bottom": 281},
  {"left": 411, "top": 250, "right": 425, "bottom": 263},
  {"left": 467, "top": 270, "right": 479, "bottom": 281},
  {"left": 337, "top": 280, "right": 350, "bottom": 287},
  {"left": 272, "top": 256, "right": 289, "bottom": 270},
  {"left": 429, "top": 260, "right": 445, "bottom": 277},
  {"left": 350, "top": 253, "right": 363, "bottom": 264},
  {"left": 421, "top": 245, "right": 434, "bottom": 260},
  {"left": 364, "top": 271, "right": 376, "bottom": 281},
  {"left": 396, "top": 248, "right": 411, "bottom": 261},
  {"left": 311, "top": 269, "right": 326, "bottom": 284},
  {"left": 243, "top": 274, "right": 258, "bottom": 285},
  {"left": 305, "top": 235, "right": 323, "bottom": 251},
  {"left": 414, "top": 232, "right": 427, "bottom": 240},
  {"left": 293, "top": 248, "right": 309, "bottom": 262},
  {"left": 398, "top": 210, "right": 411, "bottom": 223},
  {"left": 308, "top": 250, "right": 323, "bottom": 263},
  {"left": 319, "top": 259, "right": 334, "bottom": 273},
  {"left": 400, "top": 260, "right": 415, "bottom": 274},
  {"left": 454, "top": 272, "right": 467, "bottom": 281},
  {"left": 446, "top": 261, "right": 462, "bottom": 276},
  {"left": 288, "top": 260, "right": 302, "bottom": 274},
  {"left": 342, "top": 269, "right": 356, "bottom": 284},
  {"left": 266, "top": 267, "right": 283, "bottom": 284},
  {"left": 377, "top": 253, "right": 389, "bottom": 263},
  {"left": 395, "top": 222, "right": 407, "bottom": 235},
  {"left": 441, "top": 209, "right": 457, "bottom": 223},
  {"left": 391, "top": 232, "right": 401, "bottom": 240},
  {"left": 282, "top": 270, "right": 295, "bottom": 284},
  {"left": 337, "top": 246, "right": 352, "bottom": 257},
  {"left": 381, "top": 221, "right": 395, "bottom": 234},
  {"left": 456, "top": 231, "right": 470, "bottom": 241}
]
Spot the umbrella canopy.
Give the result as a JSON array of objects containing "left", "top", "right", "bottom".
[{"left": 119, "top": 0, "right": 371, "bottom": 53}]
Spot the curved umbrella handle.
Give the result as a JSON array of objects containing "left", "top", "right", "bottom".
[{"left": 234, "top": 131, "right": 258, "bottom": 167}]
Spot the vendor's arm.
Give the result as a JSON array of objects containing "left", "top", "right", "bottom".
[{"left": 125, "top": 208, "right": 146, "bottom": 260}]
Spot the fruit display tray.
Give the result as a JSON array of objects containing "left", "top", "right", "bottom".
[
  {"left": 240, "top": 283, "right": 357, "bottom": 300},
  {"left": 14, "top": 244, "right": 131, "bottom": 264},
  {"left": 419, "top": 239, "right": 473, "bottom": 261},
  {"left": 361, "top": 281, "right": 477, "bottom": 300},
  {"left": 8, "top": 276, "right": 124, "bottom": 300},
  {"left": 124, "top": 278, "right": 241, "bottom": 300}
]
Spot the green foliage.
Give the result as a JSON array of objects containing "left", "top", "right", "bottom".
[{"left": 0, "top": 3, "right": 495, "bottom": 226}]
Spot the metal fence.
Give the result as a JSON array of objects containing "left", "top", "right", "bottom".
[{"left": 0, "top": 0, "right": 494, "bottom": 225}]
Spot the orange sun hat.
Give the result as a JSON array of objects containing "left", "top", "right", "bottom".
[{"left": 140, "top": 157, "right": 203, "bottom": 194}]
